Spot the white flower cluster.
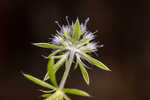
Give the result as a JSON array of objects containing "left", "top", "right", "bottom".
[{"left": 52, "top": 17, "right": 97, "bottom": 55}]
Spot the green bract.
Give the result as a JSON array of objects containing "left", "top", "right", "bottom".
[
  {"left": 48, "top": 57, "right": 58, "bottom": 87},
  {"left": 23, "top": 73, "right": 56, "bottom": 90},
  {"left": 63, "top": 88, "right": 90, "bottom": 97},
  {"left": 23, "top": 17, "right": 110, "bottom": 100}
]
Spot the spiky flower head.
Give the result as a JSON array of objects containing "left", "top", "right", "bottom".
[
  {"left": 33, "top": 17, "right": 110, "bottom": 84},
  {"left": 52, "top": 18, "right": 97, "bottom": 53}
]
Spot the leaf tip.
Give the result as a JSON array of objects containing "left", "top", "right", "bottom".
[
  {"left": 32, "top": 43, "right": 37, "bottom": 46},
  {"left": 86, "top": 94, "right": 91, "bottom": 97},
  {"left": 86, "top": 80, "right": 90, "bottom": 85},
  {"left": 20, "top": 70, "right": 24, "bottom": 75},
  {"left": 105, "top": 67, "right": 111, "bottom": 71},
  {"left": 22, "top": 73, "right": 28, "bottom": 77}
]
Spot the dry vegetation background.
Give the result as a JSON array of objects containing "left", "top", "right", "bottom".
[{"left": 1, "top": 0, "right": 150, "bottom": 100}]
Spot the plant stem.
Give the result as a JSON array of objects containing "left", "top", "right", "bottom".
[{"left": 59, "top": 50, "right": 74, "bottom": 89}]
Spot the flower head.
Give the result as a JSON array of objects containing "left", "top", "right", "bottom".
[
  {"left": 51, "top": 18, "right": 96, "bottom": 54},
  {"left": 33, "top": 17, "right": 110, "bottom": 84}
]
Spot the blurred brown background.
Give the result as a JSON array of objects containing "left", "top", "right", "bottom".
[{"left": 1, "top": 0, "right": 150, "bottom": 100}]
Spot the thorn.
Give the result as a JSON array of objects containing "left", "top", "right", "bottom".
[
  {"left": 85, "top": 17, "right": 90, "bottom": 25},
  {"left": 41, "top": 55, "right": 49, "bottom": 59},
  {"left": 66, "top": 16, "right": 70, "bottom": 25},
  {"left": 54, "top": 21, "right": 61, "bottom": 28}
]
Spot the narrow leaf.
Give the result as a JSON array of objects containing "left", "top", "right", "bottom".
[
  {"left": 33, "top": 43, "right": 63, "bottom": 49},
  {"left": 82, "top": 53, "right": 111, "bottom": 71},
  {"left": 41, "top": 94, "right": 51, "bottom": 98},
  {"left": 48, "top": 49, "right": 62, "bottom": 58},
  {"left": 73, "top": 19, "right": 80, "bottom": 40},
  {"left": 78, "top": 61, "right": 89, "bottom": 85},
  {"left": 44, "top": 55, "right": 66, "bottom": 81},
  {"left": 73, "top": 61, "right": 78, "bottom": 70},
  {"left": 48, "top": 58, "right": 58, "bottom": 87},
  {"left": 63, "top": 88, "right": 90, "bottom": 97},
  {"left": 54, "top": 55, "right": 66, "bottom": 73},
  {"left": 43, "top": 72, "right": 49, "bottom": 81},
  {"left": 23, "top": 73, "right": 56, "bottom": 89},
  {"left": 39, "top": 90, "right": 54, "bottom": 93}
]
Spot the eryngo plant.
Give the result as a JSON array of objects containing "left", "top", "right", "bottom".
[{"left": 23, "top": 17, "right": 111, "bottom": 100}]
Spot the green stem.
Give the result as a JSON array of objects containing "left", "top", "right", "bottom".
[{"left": 59, "top": 50, "right": 74, "bottom": 89}]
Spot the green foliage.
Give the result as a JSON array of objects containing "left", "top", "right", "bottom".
[
  {"left": 63, "top": 88, "right": 90, "bottom": 97},
  {"left": 73, "top": 61, "right": 78, "bottom": 70},
  {"left": 23, "top": 73, "right": 56, "bottom": 90},
  {"left": 33, "top": 43, "right": 63, "bottom": 49},
  {"left": 48, "top": 49, "right": 62, "bottom": 58},
  {"left": 53, "top": 54, "right": 67, "bottom": 73},
  {"left": 47, "top": 57, "right": 58, "bottom": 87},
  {"left": 23, "top": 18, "right": 110, "bottom": 100},
  {"left": 73, "top": 19, "right": 80, "bottom": 40},
  {"left": 44, "top": 54, "right": 67, "bottom": 81},
  {"left": 78, "top": 60, "right": 89, "bottom": 85},
  {"left": 43, "top": 72, "right": 49, "bottom": 81},
  {"left": 82, "top": 53, "right": 111, "bottom": 71},
  {"left": 41, "top": 94, "right": 52, "bottom": 98}
]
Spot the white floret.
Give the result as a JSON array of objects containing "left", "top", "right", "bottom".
[
  {"left": 85, "top": 33, "right": 95, "bottom": 41},
  {"left": 87, "top": 42, "right": 97, "bottom": 52},
  {"left": 61, "top": 25, "right": 72, "bottom": 34},
  {"left": 53, "top": 18, "right": 97, "bottom": 54},
  {"left": 52, "top": 35, "right": 63, "bottom": 44}
]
